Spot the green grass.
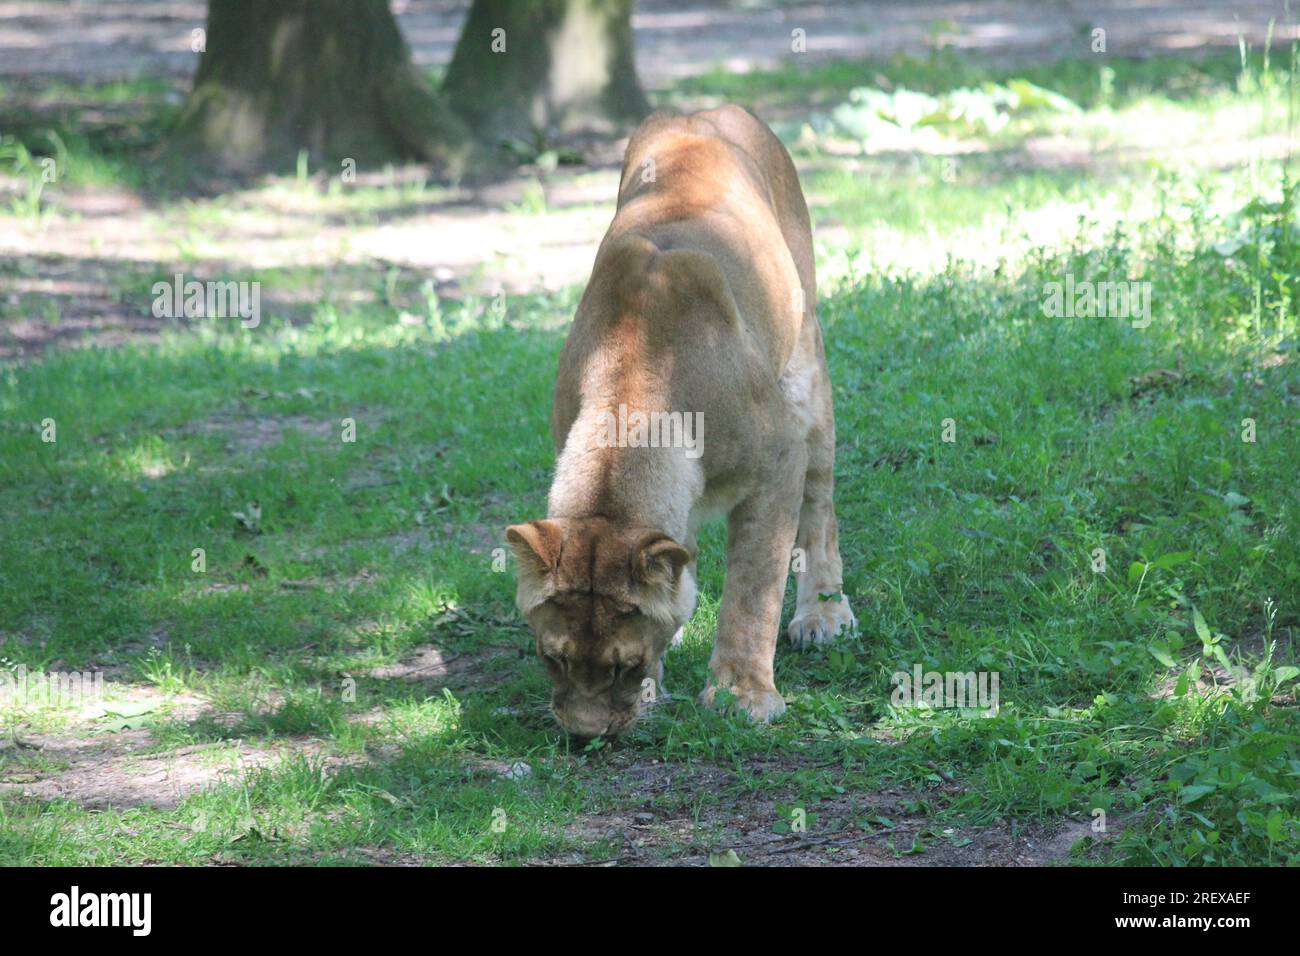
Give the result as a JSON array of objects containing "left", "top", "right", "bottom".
[
  {"left": 1, "top": 49, "right": 1298, "bottom": 866},
  {"left": 666, "top": 47, "right": 1283, "bottom": 112}
]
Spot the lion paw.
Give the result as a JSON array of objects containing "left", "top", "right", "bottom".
[
  {"left": 699, "top": 683, "right": 786, "bottom": 723},
  {"left": 787, "top": 597, "right": 857, "bottom": 649}
]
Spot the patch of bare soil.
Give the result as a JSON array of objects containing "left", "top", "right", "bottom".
[
  {"left": 0, "top": 688, "right": 358, "bottom": 813},
  {"left": 0, "top": 251, "right": 325, "bottom": 360},
  {"left": 538, "top": 756, "right": 1117, "bottom": 867},
  {"left": 0, "top": 730, "right": 330, "bottom": 810},
  {"left": 168, "top": 404, "right": 391, "bottom": 460},
  {"left": 0, "top": 675, "right": 364, "bottom": 812},
  {"left": 182, "top": 412, "right": 342, "bottom": 455},
  {"left": 361, "top": 641, "right": 522, "bottom": 697}
]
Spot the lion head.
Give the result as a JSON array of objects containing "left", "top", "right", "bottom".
[{"left": 506, "top": 517, "right": 695, "bottom": 738}]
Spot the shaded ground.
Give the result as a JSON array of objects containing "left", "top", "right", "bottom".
[
  {"left": 540, "top": 751, "right": 1114, "bottom": 867},
  {"left": 0, "top": 0, "right": 1293, "bottom": 84}
]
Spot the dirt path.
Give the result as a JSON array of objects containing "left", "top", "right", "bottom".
[{"left": 0, "top": 0, "right": 1293, "bottom": 86}]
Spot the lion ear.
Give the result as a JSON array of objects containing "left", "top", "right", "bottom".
[
  {"left": 633, "top": 533, "right": 693, "bottom": 591},
  {"left": 506, "top": 520, "right": 564, "bottom": 577}
]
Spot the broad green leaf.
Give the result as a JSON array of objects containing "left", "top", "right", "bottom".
[
  {"left": 1178, "top": 784, "right": 1216, "bottom": 804},
  {"left": 1192, "top": 607, "right": 1212, "bottom": 644},
  {"left": 1149, "top": 643, "right": 1176, "bottom": 668}
]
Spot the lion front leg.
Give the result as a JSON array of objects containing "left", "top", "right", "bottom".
[{"left": 700, "top": 460, "right": 804, "bottom": 722}]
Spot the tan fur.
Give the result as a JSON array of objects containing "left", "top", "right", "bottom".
[{"left": 508, "top": 106, "right": 855, "bottom": 736}]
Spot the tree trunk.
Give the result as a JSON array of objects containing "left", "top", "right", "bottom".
[
  {"left": 441, "top": 0, "right": 650, "bottom": 145},
  {"left": 174, "top": 0, "right": 477, "bottom": 175}
]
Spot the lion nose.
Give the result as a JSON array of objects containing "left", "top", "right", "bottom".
[
  {"left": 556, "top": 701, "right": 614, "bottom": 739},
  {"left": 562, "top": 715, "right": 612, "bottom": 738}
]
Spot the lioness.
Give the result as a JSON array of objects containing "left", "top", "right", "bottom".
[{"left": 507, "top": 106, "right": 855, "bottom": 737}]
